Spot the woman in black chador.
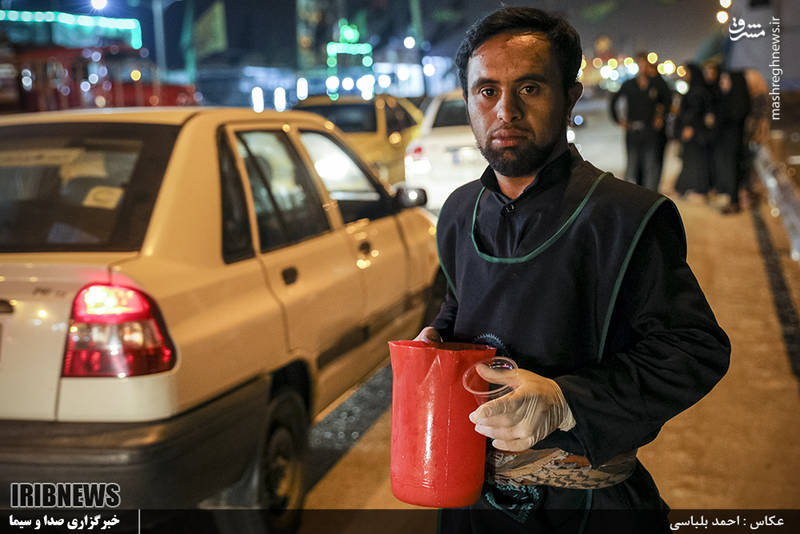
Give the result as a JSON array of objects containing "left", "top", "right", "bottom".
[
  {"left": 674, "top": 64, "right": 714, "bottom": 198},
  {"left": 713, "top": 70, "right": 751, "bottom": 213}
]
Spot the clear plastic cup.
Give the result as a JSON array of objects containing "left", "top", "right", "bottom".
[{"left": 462, "top": 356, "right": 518, "bottom": 404}]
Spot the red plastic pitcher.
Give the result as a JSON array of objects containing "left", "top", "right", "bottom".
[{"left": 388, "top": 340, "right": 496, "bottom": 508}]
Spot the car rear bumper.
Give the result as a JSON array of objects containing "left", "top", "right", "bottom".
[{"left": 0, "top": 377, "right": 271, "bottom": 509}]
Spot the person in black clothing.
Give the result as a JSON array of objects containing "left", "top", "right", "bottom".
[
  {"left": 609, "top": 52, "right": 668, "bottom": 191},
  {"left": 414, "top": 7, "right": 730, "bottom": 534},
  {"left": 713, "top": 70, "right": 751, "bottom": 214},
  {"left": 674, "top": 64, "right": 715, "bottom": 198},
  {"left": 647, "top": 61, "right": 672, "bottom": 184}
]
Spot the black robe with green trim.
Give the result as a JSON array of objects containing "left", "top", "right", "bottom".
[{"left": 432, "top": 146, "right": 730, "bottom": 532}]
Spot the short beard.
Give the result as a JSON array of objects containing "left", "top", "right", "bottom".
[{"left": 477, "top": 138, "right": 557, "bottom": 178}]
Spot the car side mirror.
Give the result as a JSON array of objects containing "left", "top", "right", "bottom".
[{"left": 394, "top": 186, "right": 427, "bottom": 209}]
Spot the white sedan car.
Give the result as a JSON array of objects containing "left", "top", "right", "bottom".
[
  {"left": 404, "top": 90, "right": 581, "bottom": 214},
  {"left": 0, "top": 107, "right": 440, "bottom": 530},
  {"left": 404, "top": 89, "right": 487, "bottom": 214}
]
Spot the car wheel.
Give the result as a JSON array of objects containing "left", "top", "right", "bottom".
[{"left": 260, "top": 389, "right": 308, "bottom": 533}]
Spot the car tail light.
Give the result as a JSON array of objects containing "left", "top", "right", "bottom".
[
  {"left": 63, "top": 284, "right": 175, "bottom": 378},
  {"left": 405, "top": 145, "right": 431, "bottom": 175},
  {"left": 406, "top": 145, "right": 424, "bottom": 159}
]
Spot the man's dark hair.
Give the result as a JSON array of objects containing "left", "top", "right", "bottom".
[{"left": 455, "top": 7, "right": 582, "bottom": 98}]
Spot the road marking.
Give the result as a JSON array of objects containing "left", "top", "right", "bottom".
[{"left": 751, "top": 205, "right": 800, "bottom": 382}]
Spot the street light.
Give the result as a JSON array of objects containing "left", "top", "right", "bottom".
[{"left": 91, "top": 0, "right": 108, "bottom": 10}]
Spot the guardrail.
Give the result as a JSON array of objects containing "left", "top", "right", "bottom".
[{"left": 755, "top": 143, "right": 800, "bottom": 263}]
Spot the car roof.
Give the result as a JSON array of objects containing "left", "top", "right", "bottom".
[
  {"left": 437, "top": 89, "right": 463, "bottom": 102},
  {"left": 0, "top": 106, "right": 330, "bottom": 127},
  {"left": 296, "top": 95, "right": 380, "bottom": 107}
]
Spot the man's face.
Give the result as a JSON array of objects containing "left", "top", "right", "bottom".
[
  {"left": 465, "top": 32, "right": 580, "bottom": 178},
  {"left": 636, "top": 56, "right": 650, "bottom": 75}
]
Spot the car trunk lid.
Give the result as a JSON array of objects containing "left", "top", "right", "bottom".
[{"left": 0, "top": 253, "right": 137, "bottom": 420}]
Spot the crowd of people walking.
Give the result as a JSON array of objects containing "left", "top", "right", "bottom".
[{"left": 610, "top": 54, "right": 762, "bottom": 215}]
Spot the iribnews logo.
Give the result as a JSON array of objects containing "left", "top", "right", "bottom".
[{"left": 10, "top": 483, "right": 121, "bottom": 508}]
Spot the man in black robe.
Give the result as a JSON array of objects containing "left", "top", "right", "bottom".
[
  {"left": 414, "top": 7, "right": 730, "bottom": 533},
  {"left": 609, "top": 53, "right": 670, "bottom": 191}
]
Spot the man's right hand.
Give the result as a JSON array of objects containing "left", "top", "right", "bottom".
[{"left": 414, "top": 326, "right": 442, "bottom": 343}]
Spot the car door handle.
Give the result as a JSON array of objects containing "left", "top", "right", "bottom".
[
  {"left": 281, "top": 267, "right": 298, "bottom": 285},
  {"left": 358, "top": 241, "right": 372, "bottom": 255}
]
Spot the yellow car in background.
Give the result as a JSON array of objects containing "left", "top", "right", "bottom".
[{"left": 295, "top": 94, "right": 423, "bottom": 185}]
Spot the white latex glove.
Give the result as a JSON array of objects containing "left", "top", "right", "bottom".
[
  {"left": 468, "top": 365, "right": 576, "bottom": 452},
  {"left": 413, "top": 326, "right": 442, "bottom": 343}
]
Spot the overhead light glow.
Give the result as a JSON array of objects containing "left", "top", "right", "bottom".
[
  {"left": 0, "top": 9, "right": 142, "bottom": 48},
  {"left": 378, "top": 74, "right": 391, "bottom": 89},
  {"left": 608, "top": 58, "right": 618, "bottom": 69},
  {"left": 356, "top": 74, "right": 375, "bottom": 91},
  {"left": 130, "top": 69, "right": 141, "bottom": 82},
  {"left": 251, "top": 87, "right": 264, "bottom": 113},
  {"left": 342, "top": 77, "right": 355, "bottom": 91},
  {"left": 423, "top": 64, "right": 435, "bottom": 77},
  {"left": 716, "top": 10, "right": 729, "bottom": 24},
  {"left": 662, "top": 60, "right": 676, "bottom": 75},
  {"left": 296, "top": 77, "right": 308, "bottom": 100},
  {"left": 592, "top": 57, "right": 603, "bottom": 69},
  {"left": 647, "top": 52, "right": 658, "bottom": 64},
  {"left": 676, "top": 80, "right": 689, "bottom": 94},
  {"left": 274, "top": 87, "right": 286, "bottom": 112},
  {"left": 403, "top": 36, "right": 416, "bottom": 49},
  {"left": 397, "top": 65, "right": 410, "bottom": 81},
  {"left": 676, "top": 65, "right": 687, "bottom": 77},
  {"left": 719, "top": 0, "right": 732, "bottom": 8},
  {"left": 91, "top": 0, "right": 107, "bottom": 9},
  {"left": 326, "top": 76, "right": 340, "bottom": 91}
]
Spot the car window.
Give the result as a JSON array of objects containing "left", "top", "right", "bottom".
[
  {"left": 236, "top": 131, "right": 329, "bottom": 246},
  {"left": 384, "top": 99, "right": 416, "bottom": 133},
  {"left": 432, "top": 98, "right": 469, "bottom": 128},
  {"left": 297, "top": 103, "right": 377, "bottom": 133},
  {"left": 396, "top": 104, "right": 417, "bottom": 130},
  {"left": 384, "top": 101, "right": 402, "bottom": 134},
  {"left": 218, "top": 134, "right": 255, "bottom": 263},
  {"left": 298, "top": 131, "right": 392, "bottom": 223},
  {"left": 0, "top": 123, "right": 178, "bottom": 252}
]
